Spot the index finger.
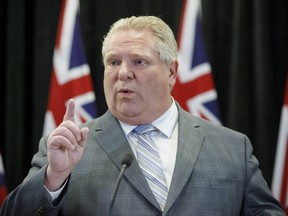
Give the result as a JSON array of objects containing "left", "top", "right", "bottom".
[{"left": 63, "top": 99, "right": 75, "bottom": 122}]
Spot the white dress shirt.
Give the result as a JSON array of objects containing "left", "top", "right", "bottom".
[{"left": 119, "top": 101, "right": 178, "bottom": 189}]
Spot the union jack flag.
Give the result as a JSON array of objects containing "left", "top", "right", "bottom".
[
  {"left": 272, "top": 73, "right": 288, "bottom": 213},
  {"left": 172, "top": 0, "right": 221, "bottom": 124},
  {"left": 0, "top": 152, "right": 7, "bottom": 206},
  {"left": 43, "top": 0, "right": 97, "bottom": 135}
]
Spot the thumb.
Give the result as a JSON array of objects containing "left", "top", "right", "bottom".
[{"left": 63, "top": 99, "right": 75, "bottom": 122}]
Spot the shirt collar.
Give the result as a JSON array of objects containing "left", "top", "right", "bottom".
[{"left": 119, "top": 101, "right": 178, "bottom": 138}]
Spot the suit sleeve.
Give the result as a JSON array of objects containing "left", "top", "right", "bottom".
[
  {"left": 0, "top": 137, "right": 67, "bottom": 216},
  {"left": 242, "top": 135, "right": 285, "bottom": 215}
]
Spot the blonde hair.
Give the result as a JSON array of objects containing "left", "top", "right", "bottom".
[{"left": 102, "top": 16, "right": 178, "bottom": 64}]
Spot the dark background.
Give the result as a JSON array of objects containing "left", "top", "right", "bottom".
[{"left": 2, "top": 0, "right": 288, "bottom": 192}]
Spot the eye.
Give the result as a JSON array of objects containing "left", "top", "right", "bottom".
[
  {"left": 135, "top": 59, "right": 148, "bottom": 66},
  {"left": 107, "top": 59, "right": 119, "bottom": 66}
]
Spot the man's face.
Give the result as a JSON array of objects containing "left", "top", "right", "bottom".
[{"left": 103, "top": 29, "right": 178, "bottom": 125}]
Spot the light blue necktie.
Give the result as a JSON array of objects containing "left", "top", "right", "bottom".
[{"left": 132, "top": 124, "right": 168, "bottom": 211}]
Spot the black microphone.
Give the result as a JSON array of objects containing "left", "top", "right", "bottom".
[{"left": 109, "top": 154, "right": 133, "bottom": 215}]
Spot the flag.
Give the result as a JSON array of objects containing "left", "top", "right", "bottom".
[
  {"left": 272, "top": 74, "right": 288, "bottom": 213},
  {"left": 0, "top": 152, "right": 7, "bottom": 206},
  {"left": 43, "top": 0, "right": 97, "bottom": 135},
  {"left": 172, "top": 0, "right": 221, "bottom": 124}
]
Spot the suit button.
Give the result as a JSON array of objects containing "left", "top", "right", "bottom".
[{"left": 35, "top": 207, "right": 45, "bottom": 216}]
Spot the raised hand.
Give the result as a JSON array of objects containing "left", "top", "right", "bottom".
[{"left": 45, "top": 99, "right": 89, "bottom": 191}]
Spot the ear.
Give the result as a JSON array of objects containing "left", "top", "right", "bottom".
[{"left": 168, "top": 60, "right": 178, "bottom": 89}]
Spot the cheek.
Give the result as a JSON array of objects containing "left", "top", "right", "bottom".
[
  {"left": 103, "top": 73, "right": 115, "bottom": 97},
  {"left": 143, "top": 76, "right": 166, "bottom": 98},
  {"left": 104, "top": 70, "right": 117, "bottom": 85}
]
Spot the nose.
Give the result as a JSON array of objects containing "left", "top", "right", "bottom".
[{"left": 118, "top": 61, "right": 134, "bottom": 80}]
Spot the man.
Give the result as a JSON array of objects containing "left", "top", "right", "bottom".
[{"left": 1, "top": 16, "right": 285, "bottom": 215}]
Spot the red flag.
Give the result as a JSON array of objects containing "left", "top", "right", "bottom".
[
  {"left": 172, "top": 0, "right": 221, "bottom": 124},
  {"left": 0, "top": 152, "right": 7, "bottom": 206},
  {"left": 272, "top": 74, "right": 288, "bottom": 213},
  {"left": 43, "top": 0, "right": 97, "bottom": 135}
]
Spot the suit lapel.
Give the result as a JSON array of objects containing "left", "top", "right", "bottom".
[
  {"left": 92, "top": 111, "right": 160, "bottom": 210},
  {"left": 164, "top": 108, "right": 205, "bottom": 214},
  {"left": 91, "top": 108, "right": 205, "bottom": 213}
]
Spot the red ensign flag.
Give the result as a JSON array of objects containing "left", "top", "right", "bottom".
[
  {"left": 43, "top": 0, "right": 97, "bottom": 135},
  {"left": 272, "top": 74, "right": 288, "bottom": 213},
  {"left": 0, "top": 152, "right": 7, "bottom": 206},
  {"left": 172, "top": 0, "right": 221, "bottom": 124}
]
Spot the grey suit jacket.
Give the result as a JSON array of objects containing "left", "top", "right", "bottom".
[{"left": 1, "top": 106, "right": 285, "bottom": 215}]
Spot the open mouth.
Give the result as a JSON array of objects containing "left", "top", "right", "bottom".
[
  {"left": 119, "top": 88, "right": 133, "bottom": 93},
  {"left": 118, "top": 88, "right": 134, "bottom": 97}
]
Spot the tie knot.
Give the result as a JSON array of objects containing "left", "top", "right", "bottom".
[{"left": 133, "top": 124, "right": 157, "bottom": 135}]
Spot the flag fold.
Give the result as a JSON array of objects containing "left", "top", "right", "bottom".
[
  {"left": 43, "top": 0, "right": 97, "bottom": 136},
  {"left": 272, "top": 73, "right": 288, "bottom": 213},
  {"left": 172, "top": 0, "right": 221, "bottom": 124}
]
